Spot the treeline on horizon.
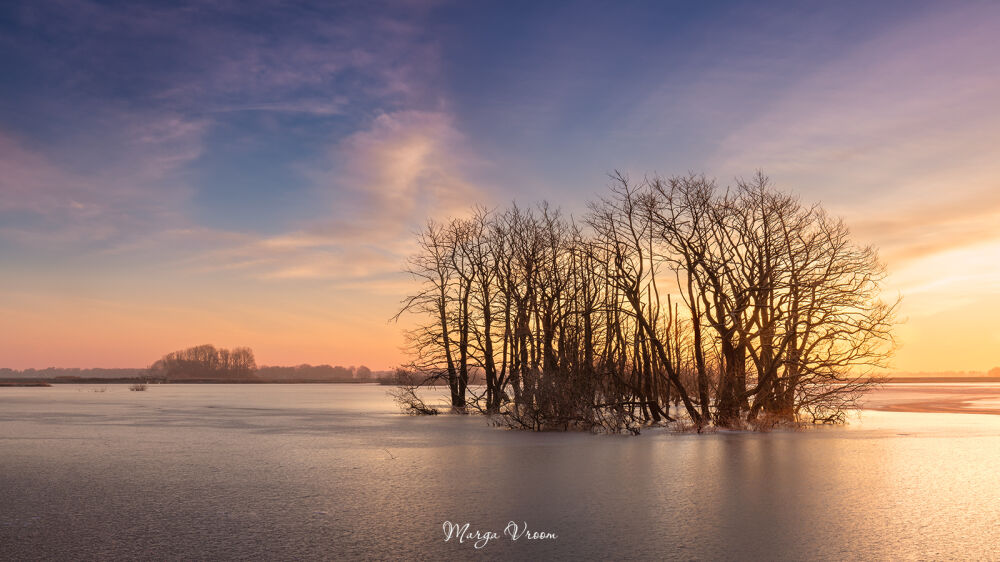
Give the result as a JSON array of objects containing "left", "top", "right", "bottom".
[
  {"left": 394, "top": 172, "right": 899, "bottom": 432},
  {"left": 0, "top": 344, "right": 387, "bottom": 382},
  {"left": 150, "top": 344, "right": 257, "bottom": 380},
  {"left": 0, "top": 367, "right": 149, "bottom": 380},
  {"left": 149, "top": 344, "right": 385, "bottom": 382},
  {"left": 5, "top": 366, "right": 996, "bottom": 382}
]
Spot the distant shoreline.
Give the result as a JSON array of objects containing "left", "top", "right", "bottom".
[
  {"left": 875, "top": 376, "right": 1000, "bottom": 384},
  {"left": 863, "top": 382, "right": 1000, "bottom": 416},
  {"left": 2, "top": 376, "right": 999, "bottom": 386},
  {"left": 0, "top": 378, "right": 384, "bottom": 385}
]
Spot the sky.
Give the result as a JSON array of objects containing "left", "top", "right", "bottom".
[{"left": 1, "top": 0, "right": 998, "bottom": 372}]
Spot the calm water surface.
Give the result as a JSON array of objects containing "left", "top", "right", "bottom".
[{"left": 2, "top": 384, "right": 999, "bottom": 560}]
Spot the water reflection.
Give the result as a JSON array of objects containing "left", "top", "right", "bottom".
[{"left": 1, "top": 384, "right": 998, "bottom": 560}]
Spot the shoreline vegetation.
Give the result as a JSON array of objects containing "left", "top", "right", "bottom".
[
  {"left": 0, "top": 345, "right": 391, "bottom": 386},
  {"left": 393, "top": 172, "right": 903, "bottom": 433},
  {"left": 0, "top": 378, "right": 388, "bottom": 385},
  {"left": 3, "top": 376, "right": 999, "bottom": 387}
]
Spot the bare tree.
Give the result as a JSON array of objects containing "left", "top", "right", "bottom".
[
  {"left": 394, "top": 220, "right": 465, "bottom": 409},
  {"left": 392, "top": 171, "right": 898, "bottom": 430},
  {"left": 150, "top": 344, "right": 257, "bottom": 380}
]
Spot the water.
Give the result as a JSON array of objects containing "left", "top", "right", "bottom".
[{"left": 2, "top": 384, "right": 999, "bottom": 560}]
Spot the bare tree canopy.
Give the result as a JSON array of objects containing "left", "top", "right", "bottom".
[
  {"left": 150, "top": 344, "right": 257, "bottom": 380},
  {"left": 394, "top": 173, "right": 899, "bottom": 432}
]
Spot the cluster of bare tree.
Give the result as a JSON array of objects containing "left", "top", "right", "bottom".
[
  {"left": 395, "top": 173, "right": 897, "bottom": 431},
  {"left": 150, "top": 344, "right": 257, "bottom": 380}
]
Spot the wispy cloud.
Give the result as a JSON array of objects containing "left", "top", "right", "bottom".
[
  {"left": 317, "top": 110, "right": 483, "bottom": 224},
  {"left": 186, "top": 110, "right": 485, "bottom": 283},
  {"left": 2, "top": 0, "right": 451, "bottom": 266},
  {"left": 709, "top": 4, "right": 1000, "bottom": 269},
  {"left": 4, "top": 1, "right": 997, "bottom": 371},
  {"left": 0, "top": 113, "right": 206, "bottom": 248}
]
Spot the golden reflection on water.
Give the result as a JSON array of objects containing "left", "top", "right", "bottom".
[{"left": 1, "top": 383, "right": 999, "bottom": 559}]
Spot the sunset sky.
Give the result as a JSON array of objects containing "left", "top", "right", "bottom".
[{"left": 1, "top": 1, "right": 998, "bottom": 372}]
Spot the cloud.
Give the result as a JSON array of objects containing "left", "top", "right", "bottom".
[
  {"left": 322, "top": 110, "right": 482, "bottom": 223},
  {"left": 707, "top": 4, "right": 1000, "bottom": 269},
  {"left": 209, "top": 99, "right": 349, "bottom": 116},
  {"left": 9, "top": 0, "right": 442, "bottom": 116},
  {"left": 887, "top": 238, "right": 1000, "bottom": 320},
  {"left": 1, "top": 0, "right": 452, "bottom": 269},
  {"left": 177, "top": 110, "right": 485, "bottom": 283},
  {"left": 0, "top": 113, "right": 206, "bottom": 248},
  {"left": 847, "top": 191, "right": 1000, "bottom": 265}
]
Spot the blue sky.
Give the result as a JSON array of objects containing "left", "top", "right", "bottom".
[{"left": 1, "top": 0, "right": 998, "bottom": 370}]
